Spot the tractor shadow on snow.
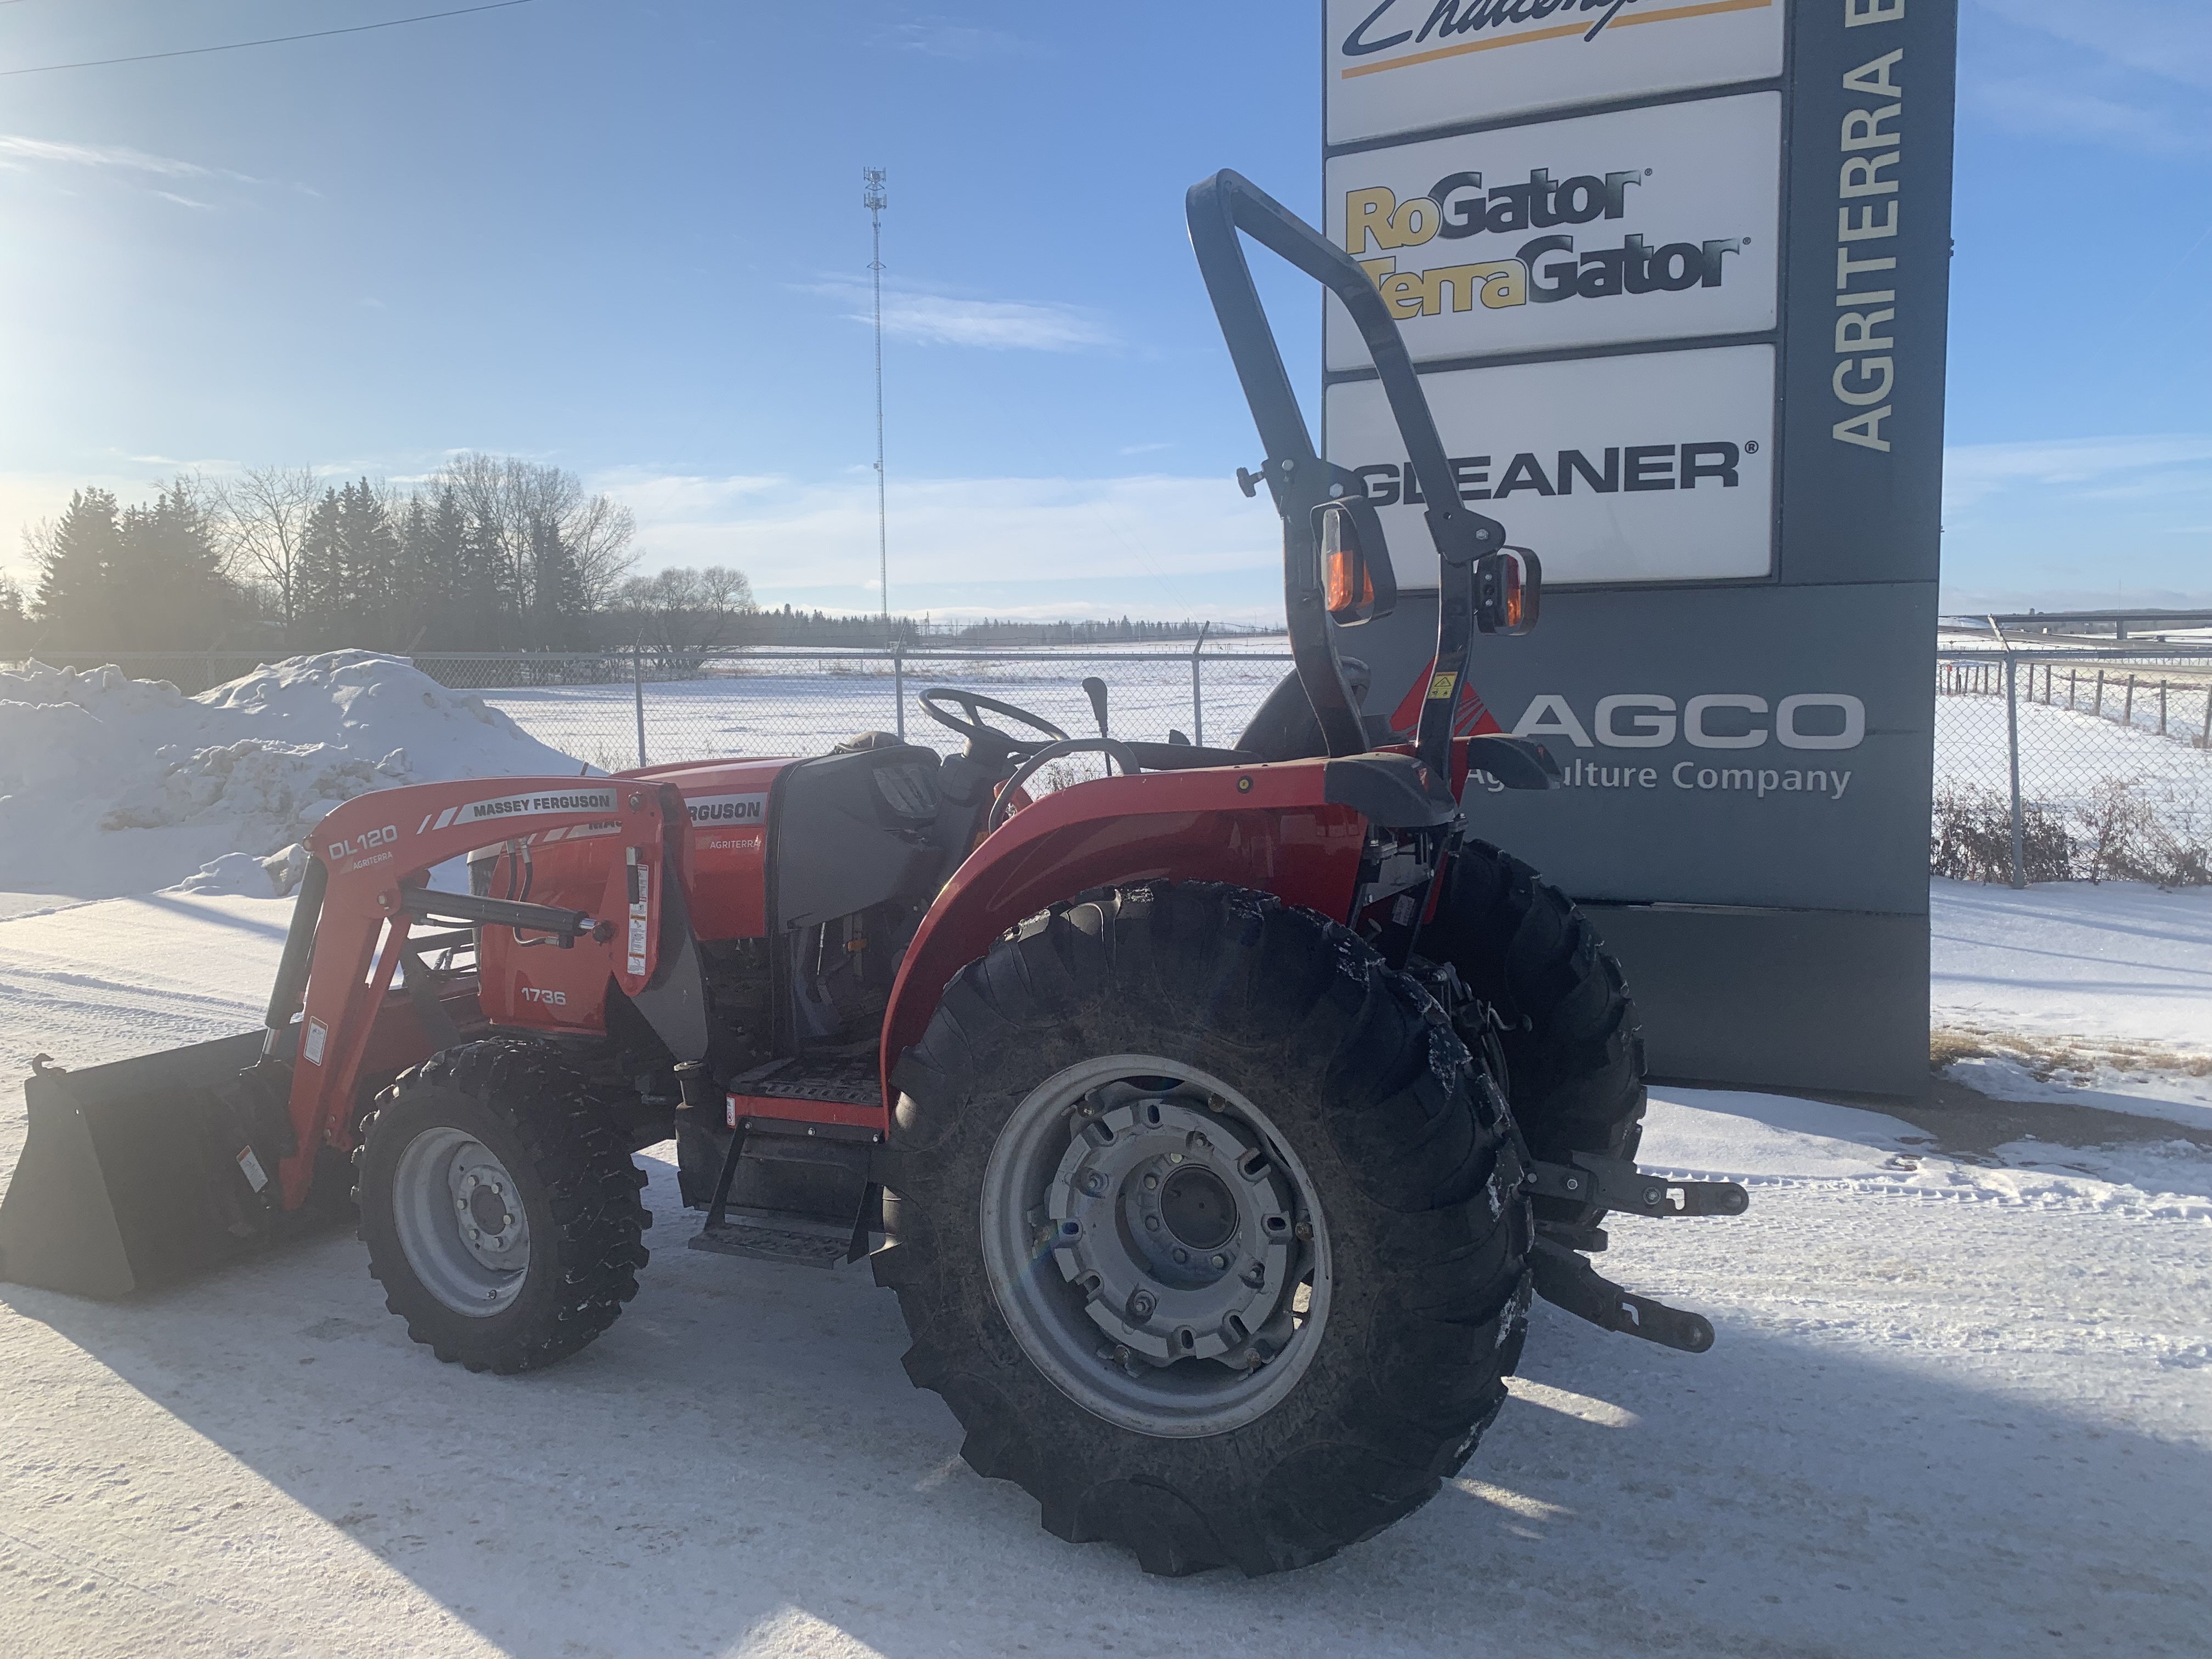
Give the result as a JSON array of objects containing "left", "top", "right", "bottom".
[{"left": 3, "top": 1149, "right": 2207, "bottom": 1658}]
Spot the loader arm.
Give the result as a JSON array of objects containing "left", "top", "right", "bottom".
[{"left": 266, "top": 776, "right": 684, "bottom": 1208}]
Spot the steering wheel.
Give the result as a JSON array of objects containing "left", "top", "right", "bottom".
[{"left": 919, "top": 687, "right": 1069, "bottom": 755}]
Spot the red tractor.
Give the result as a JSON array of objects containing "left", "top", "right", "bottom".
[{"left": 1, "top": 173, "right": 1743, "bottom": 1576}]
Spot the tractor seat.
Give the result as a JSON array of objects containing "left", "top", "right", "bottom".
[{"left": 833, "top": 730, "right": 908, "bottom": 752}]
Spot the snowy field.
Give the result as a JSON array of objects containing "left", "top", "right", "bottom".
[
  {"left": 1934, "top": 692, "right": 2212, "bottom": 824},
  {"left": 478, "top": 649, "right": 1295, "bottom": 775},
  {"left": 2, "top": 654, "right": 2209, "bottom": 1656}
]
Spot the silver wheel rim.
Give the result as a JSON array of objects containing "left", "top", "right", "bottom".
[
  {"left": 980, "top": 1054, "right": 1332, "bottom": 1438},
  {"left": 391, "top": 1126, "right": 532, "bottom": 1316}
]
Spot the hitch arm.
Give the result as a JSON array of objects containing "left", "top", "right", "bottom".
[
  {"left": 1526, "top": 1153, "right": 1750, "bottom": 1218},
  {"left": 1530, "top": 1240, "right": 1716, "bottom": 1355},
  {"left": 1514, "top": 1153, "right": 1748, "bottom": 1353}
]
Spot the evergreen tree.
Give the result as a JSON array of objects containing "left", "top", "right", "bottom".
[
  {"left": 294, "top": 487, "right": 346, "bottom": 645},
  {"left": 334, "top": 480, "right": 400, "bottom": 644},
  {"left": 0, "top": 573, "right": 27, "bottom": 653},
  {"left": 32, "top": 488, "right": 121, "bottom": 639},
  {"left": 294, "top": 481, "right": 400, "bottom": 646},
  {"left": 454, "top": 503, "right": 513, "bottom": 648},
  {"left": 526, "top": 516, "right": 586, "bottom": 648},
  {"left": 108, "top": 479, "right": 232, "bottom": 649}
]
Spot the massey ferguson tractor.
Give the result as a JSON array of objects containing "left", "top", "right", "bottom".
[{"left": 0, "top": 172, "right": 1745, "bottom": 1576}]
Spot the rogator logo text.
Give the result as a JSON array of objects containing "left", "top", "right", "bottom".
[
  {"left": 1345, "top": 176, "right": 1741, "bottom": 321},
  {"left": 1339, "top": 0, "right": 1777, "bottom": 77}
]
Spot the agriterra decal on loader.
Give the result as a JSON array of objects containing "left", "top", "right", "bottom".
[{"left": 0, "top": 168, "right": 1748, "bottom": 1580}]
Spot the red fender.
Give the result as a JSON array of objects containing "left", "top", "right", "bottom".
[{"left": 876, "top": 757, "right": 1367, "bottom": 1108}]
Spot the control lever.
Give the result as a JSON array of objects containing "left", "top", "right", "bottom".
[{"left": 1081, "top": 676, "right": 1109, "bottom": 740}]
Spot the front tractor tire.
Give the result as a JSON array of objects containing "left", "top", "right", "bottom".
[
  {"left": 875, "top": 883, "right": 1534, "bottom": 1577},
  {"left": 355, "top": 1039, "right": 651, "bottom": 1374}
]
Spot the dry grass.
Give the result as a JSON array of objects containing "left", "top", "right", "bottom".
[{"left": 1933, "top": 1023, "right": 2212, "bottom": 1084}]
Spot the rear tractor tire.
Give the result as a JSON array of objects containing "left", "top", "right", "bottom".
[
  {"left": 875, "top": 882, "right": 1533, "bottom": 1576},
  {"left": 354, "top": 1039, "right": 651, "bottom": 1374},
  {"left": 1425, "top": 840, "right": 1649, "bottom": 1244}
]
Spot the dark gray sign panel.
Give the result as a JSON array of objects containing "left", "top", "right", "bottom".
[{"left": 1322, "top": 0, "right": 1955, "bottom": 1096}]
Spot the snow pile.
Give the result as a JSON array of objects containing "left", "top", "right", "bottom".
[{"left": 0, "top": 652, "right": 585, "bottom": 902}]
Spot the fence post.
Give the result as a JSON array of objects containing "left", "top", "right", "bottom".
[
  {"left": 2124, "top": 674, "right": 2135, "bottom": 728},
  {"left": 632, "top": 644, "right": 647, "bottom": 769},
  {"left": 893, "top": 644, "right": 906, "bottom": 742},
  {"left": 2004, "top": 650, "right": 2025, "bottom": 889},
  {"left": 1190, "top": 621, "right": 1211, "bottom": 747},
  {"left": 2203, "top": 686, "right": 2212, "bottom": 751},
  {"left": 2068, "top": 669, "right": 2077, "bottom": 710},
  {"left": 2158, "top": 680, "right": 2167, "bottom": 736},
  {"left": 2093, "top": 667, "right": 2105, "bottom": 719}
]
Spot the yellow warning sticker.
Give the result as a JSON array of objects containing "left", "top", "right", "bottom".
[{"left": 1426, "top": 671, "right": 1458, "bottom": 701}]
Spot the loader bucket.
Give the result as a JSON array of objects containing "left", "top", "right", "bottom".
[{"left": 0, "top": 1030, "right": 274, "bottom": 1298}]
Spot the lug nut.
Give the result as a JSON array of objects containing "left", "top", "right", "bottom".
[
  {"left": 1131, "top": 1291, "right": 1155, "bottom": 1318},
  {"left": 1294, "top": 1221, "right": 1313, "bottom": 1242},
  {"left": 1081, "top": 1171, "right": 1107, "bottom": 1195},
  {"left": 1173, "top": 1247, "right": 1188, "bottom": 1263},
  {"left": 1142, "top": 1173, "right": 1158, "bottom": 1191},
  {"left": 469, "top": 1228, "right": 482, "bottom": 1243},
  {"left": 1144, "top": 1216, "right": 1161, "bottom": 1232},
  {"left": 1211, "top": 1254, "right": 1228, "bottom": 1269}
]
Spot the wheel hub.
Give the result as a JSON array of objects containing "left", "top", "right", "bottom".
[
  {"left": 980, "top": 1056, "right": 1331, "bottom": 1437},
  {"left": 392, "top": 1127, "right": 532, "bottom": 1314},
  {"left": 1048, "top": 1096, "right": 1296, "bottom": 1367}
]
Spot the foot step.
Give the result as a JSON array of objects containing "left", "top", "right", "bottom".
[{"left": 689, "top": 1212, "right": 853, "bottom": 1270}]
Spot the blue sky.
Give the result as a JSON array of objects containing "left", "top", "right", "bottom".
[{"left": 1, "top": 0, "right": 2205, "bottom": 624}]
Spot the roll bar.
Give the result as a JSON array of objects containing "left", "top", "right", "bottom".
[{"left": 1184, "top": 168, "right": 1508, "bottom": 778}]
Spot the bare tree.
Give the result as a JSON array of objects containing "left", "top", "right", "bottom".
[
  {"left": 612, "top": 565, "right": 756, "bottom": 667},
  {"left": 431, "top": 453, "right": 636, "bottom": 616},
  {"left": 214, "top": 466, "right": 319, "bottom": 633}
]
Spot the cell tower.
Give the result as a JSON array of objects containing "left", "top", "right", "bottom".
[{"left": 864, "top": 166, "right": 889, "bottom": 627}]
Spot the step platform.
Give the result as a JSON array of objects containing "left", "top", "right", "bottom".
[{"left": 688, "top": 1205, "right": 873, "bottom": 1270}]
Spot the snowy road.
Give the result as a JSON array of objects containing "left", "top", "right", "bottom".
[{"left": 2, "top": 889, "right": 2209, "bottom": 1656}]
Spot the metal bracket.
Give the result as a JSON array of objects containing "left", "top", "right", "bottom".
[
  {"left": 1530, "top": 1239, "right": 1715, "bottom": 1354},
  {"left": 1526, "top": 1152, "right": 1749, "bottom": 1218}
]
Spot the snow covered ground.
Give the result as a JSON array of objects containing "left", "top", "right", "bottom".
[
  {"left": 1, "top": 882, "right": 2208, "bottom": 1656},
  {"left": 1, "top": 658, "right": 2208, "bottom": 1655},
  {"left": 1932, "top": 878, "right": 2212, "bottom": 1128}
]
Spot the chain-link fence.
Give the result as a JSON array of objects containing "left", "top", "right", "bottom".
[
  {"left": 32, "top": 640, "right": 2203, "bottom": 884},
  {"left": 8, "top": 645, "right": 1299, "bottom": 777},
  {"left": 1934, "top": 647, "right": 2212, "bottom": 885}
]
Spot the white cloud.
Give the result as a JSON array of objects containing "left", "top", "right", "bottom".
[
  {"left": 1970, "top": 78, "right": 2210, "bottom": 154},
  {"left": 1977, "top": 0, "right": 2212, "bottom": 93},
  {"left": 1943, "top": 434, "right": 2212, "bottom": 511},
  {"left": 1968, "top": 0, "right": 2212, "bottom": 152},
  {"left": 595, "top": 469, "right": 1277, "bottom": 599},
  {"left": 810, "top": 279, "right": 1115, "bottom": 352},
  {"left": 0, "top": 133, "right": 259, "bottom": 184},
  {"left": 872, "top": 18, "right": 1043, "bottom": 61}
]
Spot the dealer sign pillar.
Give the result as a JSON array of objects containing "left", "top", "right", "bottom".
[{"left": 1321, "top": 0, "right": 1954, "bottom": 1096}]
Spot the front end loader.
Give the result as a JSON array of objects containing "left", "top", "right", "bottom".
[{"left": 0, "top": 170, "right": 1747, "bottom": 1576}]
